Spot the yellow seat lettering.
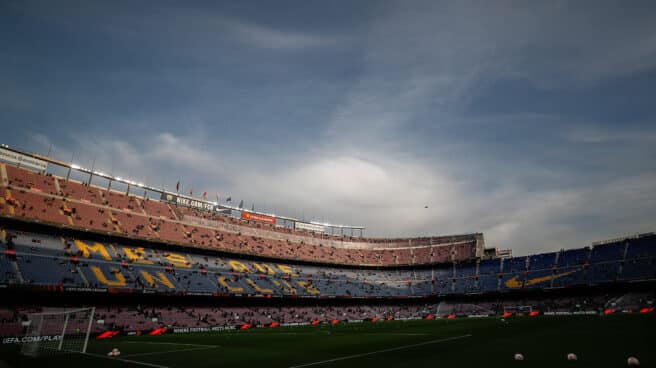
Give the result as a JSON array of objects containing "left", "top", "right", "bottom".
[
  {"left": 123, "top": 247, "right": 153, "bottom": 265},
  {"left": 164, "top": 253, "right": 191, "bottom": 268},
  {"left": 218, "top": 276, "right": 244, "bottom": 292},
  {"left": 90, "top": 266, "right": 126, "bottom": 287},
  {"left": 140, "top": 270, "right": 175, "bottom": 289},
  {"left": 75, "top": 240, "right": 112, "bottom": 260},
  {"left": 229, "top": 260, "right": 251, "bottom": 273},
  {"left": 253, "top": 263, "right": 276, "bottom": 275},
  {"left": 277, "top": 264, "right": 299, "bottom": 277},
  {"left": 272, "top": 279, "right": 297, "bottom": 294},
  {"left": 246, "top": 278, "right": 273, "bottom": 294},
  {"left": 296, "top": 280, "right": 320, "bottom": 295}
]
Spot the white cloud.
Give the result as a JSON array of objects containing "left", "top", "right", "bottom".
[
  {"left": 15, "top": 1, "right": 656, "bottom": 256},
  {"left": 566, "top": 126, "right": 656, "bottom": 143},
  {"left": 146, "top": 133, "right": 224, "bottom": 172},
  {"left": 221, "top": 18, "right": 336, "bottom": 50},
  {"left": 38, "top": 122, "right": 655, "bottom": 256}
]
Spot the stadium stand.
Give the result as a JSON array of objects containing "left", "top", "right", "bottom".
[
  {"left": 0, "top": 163, "right": 480, "bottom": 267},
  {"left": 0, "top": 227, "right": 654, "bottom": 297},
  {"left": 0, "top": 158, "right": 655, "bottom": 348},
  {"left": 1, "top": 291, "right": 653, "bottom": 337}
]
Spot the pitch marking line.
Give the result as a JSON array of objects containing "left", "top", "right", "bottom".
[
  {"left": 122, "top": 341, "right": 219, "bottom": 348},
  {"left": 288, "top": 334, "right": 473, "bottom": 368},
  {"left": 122, "top": 346, "right": 219, "bottom": 358},
  {"left": 353, "top": 333, "right": 429, "bottom": 336},
  {"left": 83, "top": 352, "right": 170, "bottom": 368}
]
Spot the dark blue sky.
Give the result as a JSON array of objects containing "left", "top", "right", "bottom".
[{"left": 1, "top": 0, "right": 655, "bottom": 254}]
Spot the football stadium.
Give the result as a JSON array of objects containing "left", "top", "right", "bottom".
[
  {"left": 2, "top": 1, "right": 656, "bottom": 367},
  {"left": 0, "top": 146, "right": 654, "bottom": 367}
]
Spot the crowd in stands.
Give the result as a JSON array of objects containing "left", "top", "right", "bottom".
[{"left": 0, "top": 163, "right": 478, "bottom": 267}]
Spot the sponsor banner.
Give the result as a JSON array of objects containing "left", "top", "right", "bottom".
[
  {"left": 185, "top": 292, "right": 214, "bottom": 297},
  {"left": 544, "top": 311, "right": 596, "bottom": 316},
  {"left": 2, "top": 335, "right": 61, "bottom": 345},
  {"left": 295, "top": 222, "right": 325, "bottom": 233},
  {"left": 0, "top": 147, "right": 48, "bottom": 171},
  {"left": 172, "top": 326, "right": 236, "bottom": 334},
  {"left": 396, "top": 317, "right": 423, "bottom": 321},
  {"left": 241, "top": 212, "right": 276, "bottom": 224},
  {"left": 544, "top": 311, "right": 572, "bottom": 316},
  {"left": 280, "top": 322, "right": 311, "bottom": 327},
  {"left": 182, "top": 215, "right": 220, "bottom": 229},
  {"left": 160, "top": 193, "right": 217, "bottom": 212},
  {"left": 573, "top": 311, "right": 598, "bottom": 315},
  {"left": 467, "top": 314, "right": 490, "bottom": 318},
  {"left": 65, "top": 287, "right": 107, "bottom": 293}
]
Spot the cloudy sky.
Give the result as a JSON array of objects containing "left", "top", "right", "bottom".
[{"left": 1, "top": 0, "right": 656, "bottom": 255}]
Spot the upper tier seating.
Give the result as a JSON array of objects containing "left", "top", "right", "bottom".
[{"left": 1, "top": 164, "right": 476, "bottom": 267}]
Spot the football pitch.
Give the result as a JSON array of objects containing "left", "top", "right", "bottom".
[{"left": 1, "top": 315, "right": 654, "bottom": 368}]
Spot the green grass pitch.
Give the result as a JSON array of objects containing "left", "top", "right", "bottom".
[{"left": 1, "top": 315, "right": 654, "bottom": 368}]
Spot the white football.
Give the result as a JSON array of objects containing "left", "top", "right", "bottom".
[
  {"left": 627, "top": 357, "right": 640, "bottom": 366},
  {"left": 567, "top": 353, "right": 578, "bottom": 361},
  {"left": 514, "top": 353, "right": 524, "bottom": 361}
]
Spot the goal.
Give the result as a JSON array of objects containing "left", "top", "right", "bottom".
[
  {"left": 503, "top": 305, "right": 533, "bottom": 315},
  {"left": 20, "top": 307, "right": 95, "bottom": 357},
  {"left": 436, "top": 302, "right": 495, "bottom": 316}
]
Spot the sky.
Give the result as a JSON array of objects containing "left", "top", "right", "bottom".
[{"left": 1, "top": 0, "right": 656, "bottom": 255}]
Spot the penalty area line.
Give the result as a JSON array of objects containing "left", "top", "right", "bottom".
[
  {"left": 288, "top": 334, "right": 472, "bottom": 368},
  {"left": 122, "top": 341, "right": 219, "bottom": 348},
  {"left": 122, "top": 346, "right": 218, "bottom": 358},
  {"left": 81, "top": 352, "right": 170, "bottom": 368}
]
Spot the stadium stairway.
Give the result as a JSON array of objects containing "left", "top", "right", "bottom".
[
  {"left": 0, "top": 164, "right": 7, "bottom": 186},
  {"left": 53, "top": 176, "right": 62, "bottom": 194},
  {"left": 10, "top": 260, "right": 24, "bottom": 283},
  {"left": 76, "top": 264, "right": 90, "bottom": 287}
]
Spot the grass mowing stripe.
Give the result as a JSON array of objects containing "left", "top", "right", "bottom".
[
  {"left": 122, "top": 346, "right": 218, "bottom": 358},
  {"left": 82, "top": 352, "right": 170, "bottom": 368},
  {"left": 288, "top": 334, "right": 472, "bottom": 368}
]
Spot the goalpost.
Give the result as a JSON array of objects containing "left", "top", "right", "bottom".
[{"left": 20, "top": 307, "right": 95, "bottom": 357}]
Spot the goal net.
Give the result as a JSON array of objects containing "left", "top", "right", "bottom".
[
  {"left": 20, "top": 307, "right": 95, "bottom": 357},
  {"left": 435, "top": 302, "right": 495, "bottom": 316},
  {"left": 503, "top": 305, "right": 533, "bottom": 315}
]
